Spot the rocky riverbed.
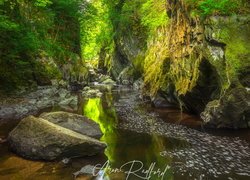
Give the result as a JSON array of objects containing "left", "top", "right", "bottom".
[
  {"left": 114, "top": 90, "right": 250, "bottom": 179},
  {"left": 0, "top": 86, "right": 250, "bottom": 180},
  {"left": 0, "top": 86, "right": 78, "bottom": 121}
]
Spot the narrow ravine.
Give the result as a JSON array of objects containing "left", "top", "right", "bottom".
[{"left": 1, "top": 0, "right": 249, "bottom": 180}]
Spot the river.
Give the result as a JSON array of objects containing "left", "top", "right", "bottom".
[{"left": 0, "top": 86, "right": 250, "bottom": 180}]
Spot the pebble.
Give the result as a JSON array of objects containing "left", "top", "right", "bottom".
[{"left": 115, "top": 91, "right": 250, "bottom": 179}]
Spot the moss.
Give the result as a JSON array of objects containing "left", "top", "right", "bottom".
[
  {"left": 143, "top": 26, "right": 170, "bottom": 96},
  {"left": 132, "top": 53, "right": 145, "bottom": 79},
  {"left": 205, "top": 15, "right": 250, "bottom": 91},
  {"left": 170, "top": 53, "right": 202, "bottom": 95}
]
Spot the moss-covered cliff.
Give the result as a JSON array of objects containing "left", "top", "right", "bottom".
[{"left": 102, "top": 0, "right": 250, "bottom": 128}]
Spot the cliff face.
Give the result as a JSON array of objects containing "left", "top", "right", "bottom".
[
  {"left": 201, "top": 16, "right": 250, "bottom": 128},
  {"left": 108, "top": 0, "right": 250, "bottom": 128},
  {"left": 111, "top": 32, "right": 146, "bottom": 83},
  {"left": 167, "top": 0, "right": 250, "bottom": 128}
]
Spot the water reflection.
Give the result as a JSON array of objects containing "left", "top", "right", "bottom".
[
  {"left": 81, "top": 90, "right": 177, "bottom": 180},
  {"left": 1, "top": 87, "right": 250, "bottom": 179}
]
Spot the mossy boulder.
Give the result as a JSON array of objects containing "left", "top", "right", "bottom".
[
  {"left": 204, "top": 15, "right": 250, "bottom": 88},
  {"left": 201, "top": 87, "right": 250, "bottom": 128},
  {"left": 8, "top": 115, "right": 106, "bottom": 160}
]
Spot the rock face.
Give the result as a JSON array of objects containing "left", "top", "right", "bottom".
[
  {"left": 40, "top": 111, "right": 103, "bottom": 139},
  {"left": 201, "top": 87, "right": 250, "bottom": 128},
  {"left": 98, "top": 0, "right": 249, "bottom": 128},
  {"left": 8, "top": 115, "right": 106, "bottom": 160},
  {"left": 164, "top": 0, "right": 250, "bottom": 128},
  {"left": 110, "top": 17, "right": 146, "bottom": 82},
  {"left": 198, "top": 16, "right": 250, "bottom": 128}
]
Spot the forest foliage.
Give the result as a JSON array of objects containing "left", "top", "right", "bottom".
[
  {"left": 0, "top": 0, "right": 83, "bottom": 91},
  {"left": 0, "top": 0, "right": 249, "bottom": 95},
  {"left": 186, "top": 0, "right": 249, "bottom": 16}
]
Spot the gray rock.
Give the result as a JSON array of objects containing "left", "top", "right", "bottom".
[
  {"left": 0, "top": 87, "right": 78, "bottom": 121},
  {"left": 82, "top": 88, "right": 102, "bottom": 98},
  {"left": 117, "top": 67, "right": 133, "bottom": 85},
  {"left": 152, "top": 94, "right": 178, "bottom": 108},
  {"left": 0, "top": 107, "right": 16, "bottom": 120},
  {"left": 201, "top": 87, "right": 250, "bottom": 128},
  {"left": 58, "top": 96, "right": 78, "bottom": 107},
  {"left": 58, "top": 88, "right": 69, "bottom": 99},
  {"left": 73, "top": 165, "right": 96, "bottom": 177},
  {"left": 8, "top": 116, "right": 106, "bottom": 160},
  {"left": 133, "top": 78, "right": 143, "bottom": 90},
  {"left": 62, "top": 158, "right": 71, "bottom": 164},
  {"left": 40, "top": 111, "right": 103, "bottom": 139}
]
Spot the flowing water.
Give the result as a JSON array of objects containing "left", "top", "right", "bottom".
[{"left": 0, "top": 86, "right": 250, "bottom": 180}]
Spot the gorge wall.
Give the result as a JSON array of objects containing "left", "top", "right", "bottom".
[{"left": 106, "top": 0, "right": 250, "bottom": 128}]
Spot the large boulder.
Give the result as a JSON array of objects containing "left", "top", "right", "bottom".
[
  {"left": 201, "top": 87, "right": 250, "bottom": 128},
  {"left": 8, "top": 116, "right": 106, "bottom": 160},
  {"left": 40, "top": 111, "right": 103, "bottom": 139}
]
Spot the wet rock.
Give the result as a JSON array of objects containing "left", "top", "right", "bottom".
[
  {"left": 152, "top": 93, "right": 178, "bottom": 109},
  {"left": 88, "top": 66, "right": 99, "bottom": 82},
  {"left": 133, "top": 78, "right": 143, "bottom": 90},
  {"left": 117, "top": 67, "right": 133, "bottom": 85},
  {"left": 73, "top": 165, "right": 95, "bottom": 176},
  {"left": 61, "top": 158, "right": 71, "bottom": 165},
  {"left": 82, "top": 88, "right": 102, "bottom": 98},
  {"left": 98, "top": 75, "right": 111, "bottom": 83},
  {"left": 40, "top": 111, "right": 103, "bottom": 139},
  {"left": 58, "top": 96, "right": 78, "bottom": 107},
  {"left": 0, "top": 86, "right": 78, "bottom": 121},
  {"left": 8, "top": 116, "right": 106, "bottom": 160},
  {"left": 114, "top": 90, "right": 250, "bottom": 179},
  {"left": 57, "top": 88, "right": 69, "bottom": 99},
  {"left": 0, "top": 107, "right": 17, "bottom": 120},
  {"left": 201, "top": 87, "right": 250, "bottom": 128},
  {"left": 69, "top": 81, "right": 83, "bottom": 92}
]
